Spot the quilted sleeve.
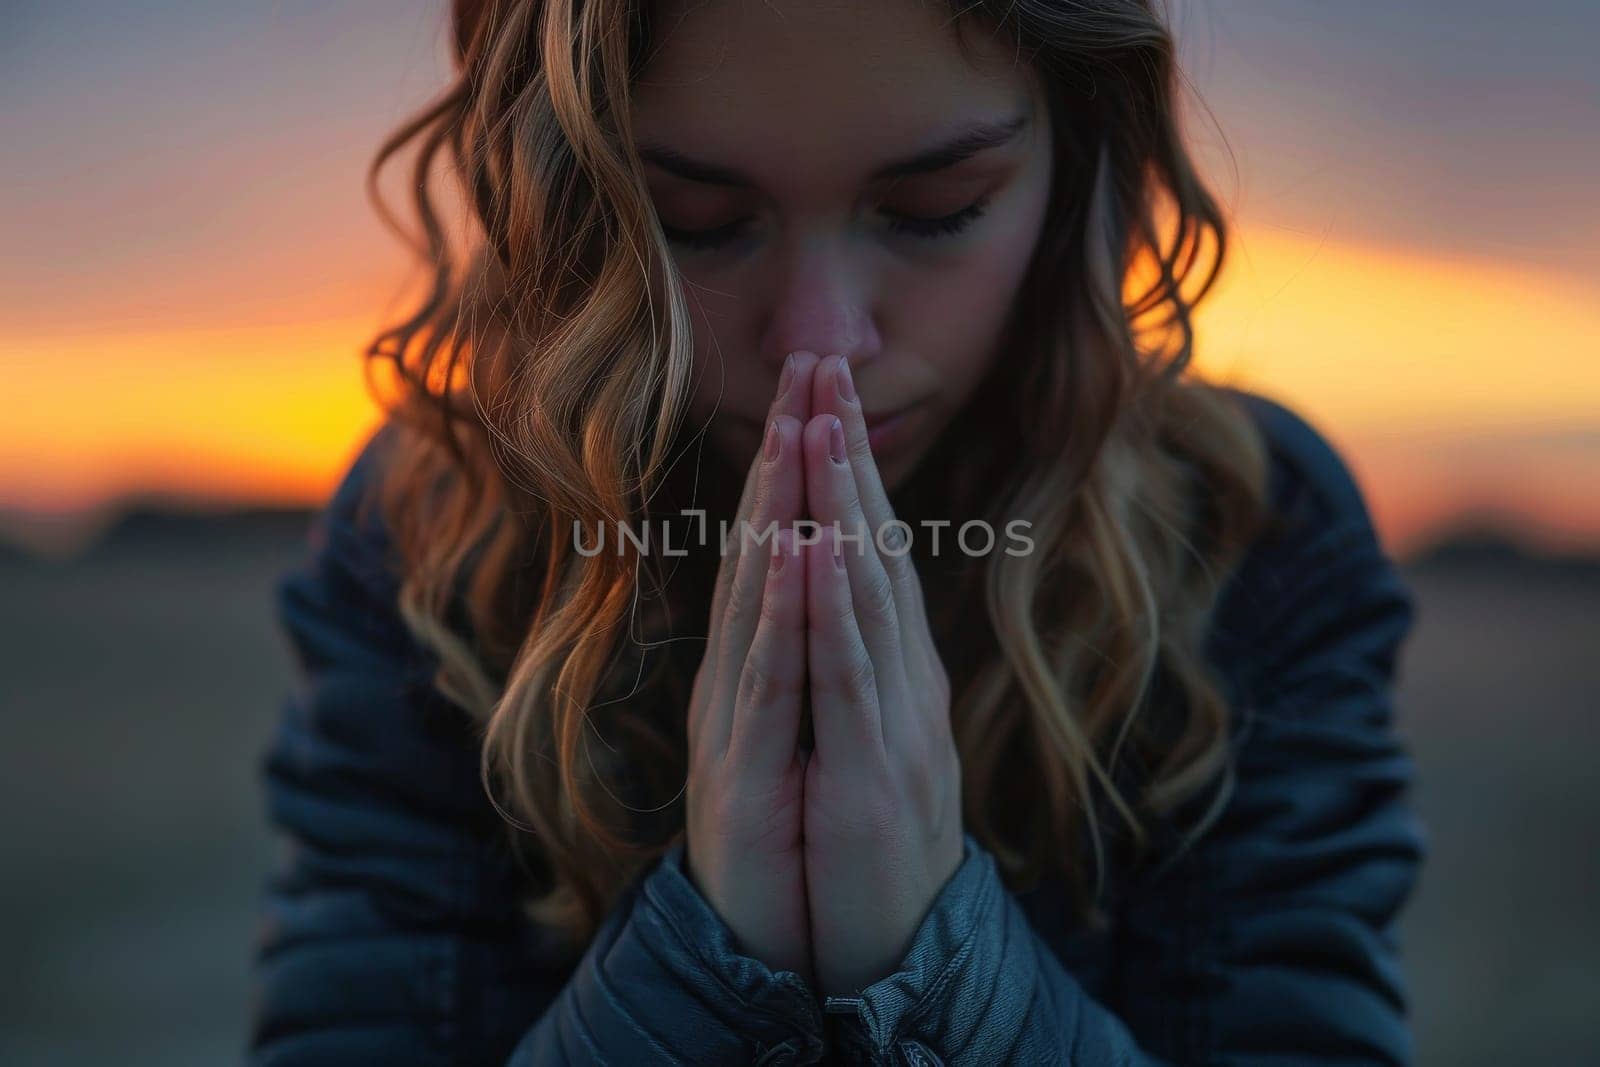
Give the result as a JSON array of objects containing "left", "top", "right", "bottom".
[{"left": 821, "top": 393, "right": 1424, "bottom": 1065}]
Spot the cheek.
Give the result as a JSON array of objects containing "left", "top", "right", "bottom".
[{"left": 904, "top": 223, "right": 1042, "bottom": 391}]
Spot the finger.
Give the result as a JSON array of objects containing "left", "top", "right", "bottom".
[
  {"left": 701, "top": 412, "right": 804, "bottom": 762},
  {"left": 706, "top": 351, "right": 819, "bottom": 636},
  {"left": 693, "top": 352, "right": 817, "bottom": 750},
  {"left": 810, "top": 354, "right": 938, "bottom": 689},
  {"left": 726, "top": 527, "right": 807, "bottom": 783},
  {"left": 806, "top": 524, "right": 884, "bottom": 770},
  {"left": 802, "top": 410, "right": 914, "bottom": 741}
]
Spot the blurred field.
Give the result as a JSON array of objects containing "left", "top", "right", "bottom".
[{"left": 1, "top": 514, "right": 1596, "bottom": 1066}]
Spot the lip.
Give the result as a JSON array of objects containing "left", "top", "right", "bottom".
[{"left": 864, "top": 405, "right": 915, "bottom": 454}]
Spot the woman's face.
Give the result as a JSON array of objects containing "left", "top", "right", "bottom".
[{"left": 631, "top": 0, "right": 1055, "bottom": 490}]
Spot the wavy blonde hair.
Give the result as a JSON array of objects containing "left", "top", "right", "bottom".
[{"left": 359, "top": 0, "right": 1270, "bottom": 951}]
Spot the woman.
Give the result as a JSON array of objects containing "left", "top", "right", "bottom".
[{"left": 250, "top": 1, "right": 1423, "bottom": 1063}]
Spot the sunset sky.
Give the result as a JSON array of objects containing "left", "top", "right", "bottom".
[{"left": 3, "top": 0, "right": 1596, "bottom": 556}]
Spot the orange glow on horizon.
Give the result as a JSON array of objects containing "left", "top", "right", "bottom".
[
  {"left": 1190, "top": 226, "right": 1600, "bottom": 432},
  {"left": 2, "top": 226, "right": 1595, "bottom": 557},
  {"left": 3, "top": 317, "right": 383, "bottom": 513}
]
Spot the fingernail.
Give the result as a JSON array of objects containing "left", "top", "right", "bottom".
[
  {"left": 765, "top": 418, "right": 780, "bottom": 461},
  {"left": 770, "top": 532, "right": 786, "bottom": 572},
  {"left": 835, "top": 355, "right": 856, "bottom": 403},
  {"left": 827, "top": 416, "right": 846, "bottom": 463},
  {"left": 777, "top": 353, "right": 796, "bottom": 399}
]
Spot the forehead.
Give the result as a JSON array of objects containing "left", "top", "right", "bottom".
[{"left": 631, "top": 0, "right": 1037, "bottom": 192}]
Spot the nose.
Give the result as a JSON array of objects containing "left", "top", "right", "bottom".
[{"left": 761, "top": 239, "right": 883, "bottom": 378}]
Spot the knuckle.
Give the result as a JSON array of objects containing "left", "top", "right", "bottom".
[
  {"left": 876, "top": 550, "right": 915, "bottom": 591},
  {"left": 825, "top": 584, "right": 859, "bottom": 624},
  {"left": 757, "top": 576, "right": 790, "bottom": 626},
  {"left": 736, "top": 658, "right": 774, "bottom": 711},
  {"left": 849, "top": 651, "right": 877, "bottom": 698},
  {"left": 723, "top": 575, "right": 758, "bottom": 629},
  {"left": 737, "top": 654, "right": 798, "bottom": 712},
  {"left": 859, "top": 569, "right": 897, "bottom": 629},
  {"left": 820, "top": 646, "right": 875, "bottom": 703}
]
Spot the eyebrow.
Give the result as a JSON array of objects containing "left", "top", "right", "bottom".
[{"left": 637, "top": 112, "right": 1031, "bottom": 188}]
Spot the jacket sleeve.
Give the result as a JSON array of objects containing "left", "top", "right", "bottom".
[
  {"left": 249, "top": 425, "right": 828, "bottom": 1066},
  {"left": 821, "top": 395, "right": 1424, "bottom": 1065}
]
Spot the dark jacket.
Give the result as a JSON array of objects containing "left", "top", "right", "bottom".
[{"left": 249, "top": 389, "right": 1423, "bottom": 1065}]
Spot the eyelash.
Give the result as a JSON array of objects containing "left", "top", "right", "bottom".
[{"left": 662, "top": 196, "right": 992, "bottom": 252}]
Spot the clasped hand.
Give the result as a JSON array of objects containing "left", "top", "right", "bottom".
[{"left": 684, "top": 350, "right": 965, "bottom": 998}]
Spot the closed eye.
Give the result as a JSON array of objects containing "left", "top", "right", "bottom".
[
  {"left": 884, "top": 197, "right": 991, "bottom": 238},
  {"left": 662, "top": 196, "right": 993, "bottom": 253}
]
